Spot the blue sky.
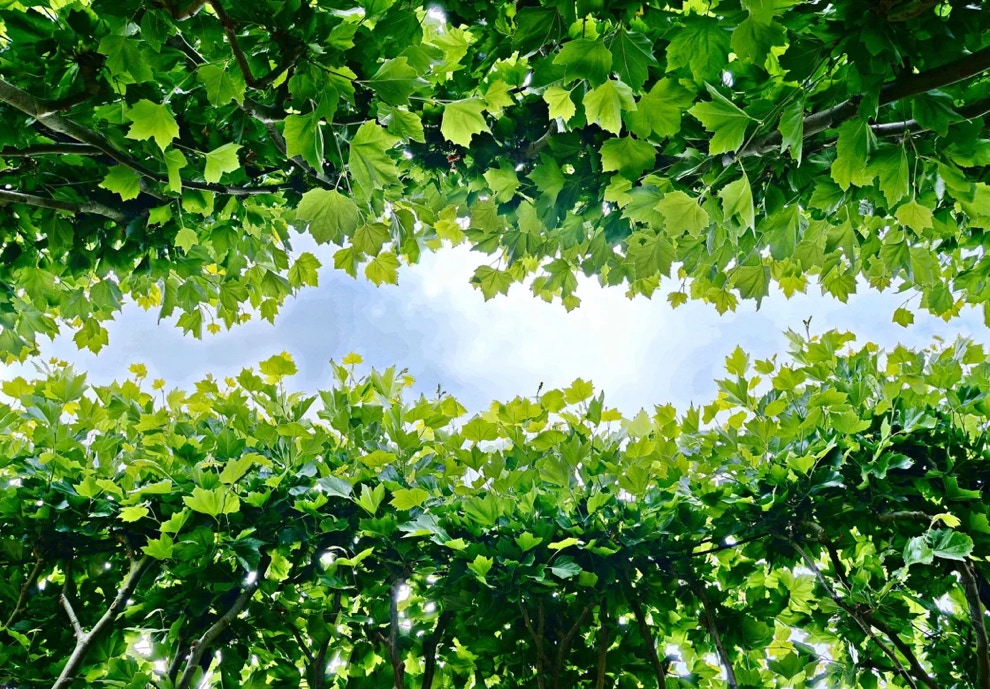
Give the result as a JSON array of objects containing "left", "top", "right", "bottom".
[{"left": 16, "top": 240, "right": 988, "bottom": 414}]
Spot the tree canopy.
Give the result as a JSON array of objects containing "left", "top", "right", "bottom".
[
  {"left": 1, "top": 334, "right": 989, "bottom": 688},
  {"left": 1, "top": 0, "right": 990, "bottom": 356}
]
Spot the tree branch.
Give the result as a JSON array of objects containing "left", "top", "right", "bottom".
[
  {"left": 959, "top": 561, "right": 990, "bottom": 689},
  {"left": 743, "top": 45, "right": 990, "bottom": 156},
  {"left": 0, "top": 143, "right": 101, "bottom": 157},
  {"left": 625, "top": 584, "right": 668, "bottom": 689},
  {"left": 51, "top": 556, "right": 151, "bottom": 689},
  {"left": 697, "top": 585, "right": 738, "bottom": 689},
  {"left": 387, "top": 578, "right": 406, "bottom": 689},
  {"left": 206, "top": 0, "right": 296, "bottom": 90},
  {"left": 174, "top": 555, "right": 270, "bottom": 689},
  {"left": 595, "top": 598, "right": 609, "bottom": 689},
  {"left": 553, "top": 602, "right": 594, "bottom": 689},
  {"left": 519, "top": 599, "right": 548, "bottom": 689},
  {"left": 788, "top": 540, "right": 925, "bottom": 689},
  {"left": 0, "top": 78, "right": 289, "bottom": 197},
  {"left": 4, "top": 553, "right": 43, "bottom": 629},
  {"left": 0, "top": 188, "right": 130, "bottom": 223},
  {"left": 422, "top": 609, "right": 452, "bottom": 689}
]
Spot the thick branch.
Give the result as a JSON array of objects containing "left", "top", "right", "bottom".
[
  {"left": 553, "top": 603, "right": 594, "bottom": 689},
  {"left": 520, "top": 600, "right": 548, "bottom": 689},
  {"left": 0, "top": 188, "right": 130, "bottom": 223},
  {"left": 959, "top": 561, "right": 990, "bottom": 689},
  {"left": 744, "top": 45, "right": 990, "bottom": 156},
  {"left": 206, "top": 0, "right": 293, "bottom": 90},
  {"left": 595, "top": 599, "right": 609, "bottom": 689},
  {"left": 697, "top": 585, "right": 738, "bottom": 689},
  {"left": 59, "top": 594, "right": 84, "bottom": 640},
  {"left": 387, "top": 578, "right": 405, "bottom": 689},
  {"left": 422, "top": 609, "right": 452, "bottom": 689},
  {"left": 51, "top": 556, "right": 151, "bottom": 689},
  {"left": 0, "top": 78, "right": 287, "bottom": 197},
  {"left": 4, "top": 554, "right": 43, "bottom": 628},
  {"left": 174, "top": 557, "right": 269, "bottom": 689},
  {"left": 626, "top": 585, "right": 668, "bottom": 689}
]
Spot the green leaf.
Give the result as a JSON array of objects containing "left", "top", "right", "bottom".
[
  {"left": 778, "top": 98, "right": 804, "bottom": 163},
  {"left": 198, "top": 63, "right": 246, "bottom": 106},
  {"left": 484, "top": 165, "right": 521, "bottom": 202},
  {"left": 892, "top": 307, "right": 915, "bottom": 327},
  {"left": 719, "top": 172, "right": 755, "bottom": 230},
  {"left": 366, "top": 57, "right": 427, "bottom": 106},
  {"left": 554, "top": 38, "right": 612, "bottom": 85},
  {"left": 219, "top": 455, "right": 256, "bottom": 484},
  {"left": 284, "top": 113, "right": 324, "bottom": 171},
  {"left": 666, "top": 17, "right": 730, "bottom": 82},
  {"left": 379, "top": 104, "right": 426, "bottom": 143},
  {"left": 297, "top": 189, "right": 360, "bottom": 244},
  {"left": 543, "top": 85, "right": 577, "bottom": 122},
  {"left": 355, "top": 483, "right": 385, "bottom": 516},
  {"left": 441, "top": 99, "right": 490, "bottom": 147},
  {"left": 472, "top": 265, "right": 514, "bottom": 300},
  {"left": 656, "top": 190, "right": 710, "bottom": 236},
  {"left": 125, "top": 99, "right": 179, "bottom": 151},
  {"left": 514, "top": 532, "right": 543, "bottom": 552},
  {"left": 548, "top": 537, "right": 580, "bottom": 551},
  {"left": 142, "top": 534, "right": 174, "bottom": 560},
  {"left": 549, "top": 556, "right": 582, "bottom": 579},
  {"left": 348, "top": 122, "right": 399, "bottom": 198},
  {"left": 584, "top": 79, "right": 636, "bottom": 135},
  {"left": 203, "top": 143, "right": 241, "bottom": 183},
  {"left": 101, "top": 166, "right": 142, "bottom": 201},
  {"left": 831, "top": 119, "right": 875, "bottom": 190},
  {"left": 259, "top": 352, "right": 298, "bottom": 379},
  {"left": 183, "top": 486, "right": 240, "bottom": 517},
  {"left": 364, "top": 251, "right": 401, "bottom": 285},
  {"left": 118, "top": 505, "right": 149, "bottom": 522},
  {"left": 163, "top": 149, "right": 187, "bottom": 193},
  {"left": 390, "top": 487, "right": 430, "bottom": 510},
  {"left": 288, "top": 252, "right": 321, "bottom": 288},
  {"left": 626, "top": 79, "right": 691, "bottom": 139},
  {"left": 174, "top": 227, "right": 198, "bottom": 253},
  {"left": 895, "top": 199, "right": 934, "bottom": 233},
  {"left": 868, "top": 146, "right": 910, "bottom": 206},
  {"left": 730, "top": 18, "right": 785, "bottom": 64},
  {"left": 929, "top": 529, "right": 974, "bottom": 561},
  {"left": 608, "top": 29, "right": 658, "bottom": 90},
  {"left": 468, "top": 554, "right": 494, "bottom": 579},
  {"left": 689, "top": 85, "right": 752, "bottom": 154},
  {"left": 731, "top": 263, "right": 771, "bottom": 306},
  {"left": 600, "top": 137, "right": 656, "bottom": 179},
  {"left": 626, "top": 231, "right": 675, "bottom": 279}
]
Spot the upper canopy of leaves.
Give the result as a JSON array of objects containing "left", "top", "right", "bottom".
[{"left": 0, "top": 0, "right": 989, "bottom": 355}]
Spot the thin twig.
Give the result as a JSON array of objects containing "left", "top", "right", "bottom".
[
  {"left": 4, "top": 554, "right": 43, "bottom": 628},
  {"left": 788, "top": 540, "right": 924, "bottom": 689},
  {"left": 0, "top": 143, "right": 100, "bottom": 157},
  {"left": 697, "top": 585, "right": 738, "bottom": 689},
  {"left": 388, "top": 578, "right": 405, "bottom": 689},
  {"left": 519, "top": 599, "right": 548, "bottom": 689},
  {"left": 553, "top": 603, "right": 594, "bottom": 689},
  {"left": 422, "top": 609, "right": 452, "bottom": 689},
  {"left": 595, "top": 598, "right": 609, "bottom": 689}
]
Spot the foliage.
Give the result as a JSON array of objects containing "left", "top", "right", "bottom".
[
  {"left": 0, "top": 1, "right": 990, "bottom": 356},
  {"left": 2, "top": 334, "right": 990, "bottom": 688}
]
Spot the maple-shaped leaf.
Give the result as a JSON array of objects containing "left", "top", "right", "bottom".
[
  {"left": 441, "top": 99, "right": 489, "bottom": 147},
  {"left": 347, "top": 122, "right": 399, "bottom": 198},
  {"left": 101, "top": 165, "right": 142, "bottom": 200},
  {"left": 203, "top": 143, "right": 241, "bottom": 183},
  {"left": 284, "top": 112, "right": 324, "bottom": 171},
  {"left": 366, "top": 57, "right": 427, "bottom": 106},
  {"left": 584, "top": 80, "right": 636, "bottom": 135},
  {"left": 197, "top": 63, "right": 246, "bottom": 106},
  {"left": 297, "top": 189, "right": 360, "bottom": 244},
  {"left": 125, "top": 99, "right": 179, "bottom": 151}
]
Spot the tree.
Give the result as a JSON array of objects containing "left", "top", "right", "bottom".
[
  {"left": 0, "top": 0, "right": 989, "bottom": 357},
  {"left": 0, "top": 338, "right": 988, "bottom": 688}
]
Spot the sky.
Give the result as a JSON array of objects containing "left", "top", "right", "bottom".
[{"left": 12, "top": 239, "right": 989, "bottom": 415}]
